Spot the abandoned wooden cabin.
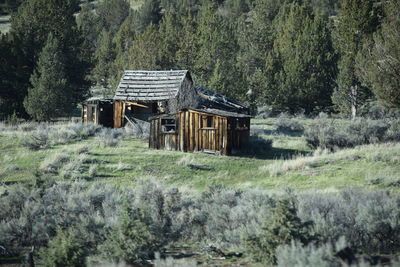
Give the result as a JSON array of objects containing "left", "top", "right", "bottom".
[
  {"left": 81, "top": 97, "right": 114, "bottom": 127},
  {"left": 113, "top": 70, "right": 198, "bottom": 128},
  {"left": 149, "top": 108, "right": 251, "bottom": 155}
]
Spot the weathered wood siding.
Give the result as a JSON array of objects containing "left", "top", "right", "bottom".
[
  {"left": 114, "top": 101, "right": 124, "bottom": 128},
  {"left": 149, "top": 116, "right": 178, "bottom": 151},
  {"left": 150, "top": 110, "right": 250, "bottom": 155}
]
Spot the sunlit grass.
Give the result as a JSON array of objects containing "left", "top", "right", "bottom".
[{"left": 1, "top": 119, "right": 400, "bottom": 192}]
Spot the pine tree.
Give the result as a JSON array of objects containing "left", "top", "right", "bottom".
[
  {"left": 11, "top": 0, "right": 90, "bottom": 116},
  {"left": 176, "top": 12, "right": 199, "bottom": 71},
  {"left": 195, "top": 2, "right": 241, "bottom": 98},
  {"left": 245, "top": 197, "right": 314, "bottom": 264},
  {"left": 332, "top": 0, "right": 381, "bottom": 118},
  {"left": 126, "top": 24, "right": 163, "bottom": 70},
  {"left": 356, "top": 0, "right": 400, "bottom": 108},
  {"left": 24, "top": 34, "right": 71, "bottom": 121},
  {"left": 93, "top": 30, "right": 116, "bottom": 94},
  {"left": 264, "top": 3, "right": 337, "bottom": 114}
]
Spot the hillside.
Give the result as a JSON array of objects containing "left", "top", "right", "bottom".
[{"left": 1, "top": 118, "right": 399, "bottom": 192}]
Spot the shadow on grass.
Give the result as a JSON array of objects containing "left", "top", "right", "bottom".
[
  {"left": 234, "top": 147, "right": 309, "bottom": 160},
  {"left": 251, "top": 128, "right": 304, "bottom": 137}
]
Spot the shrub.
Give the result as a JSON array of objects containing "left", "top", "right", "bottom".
[
  {"left": 276, "top": 241, "right": 340, "bottom": 267},
  {"left": 99, "top": 205, "right": 164, "bottom": 265},
  {"left": 38, "top": 227, "right": 87, "bottom": 267},
  {"left": 88, "top": 165, "right": 98, "bottom": 178},
  {"left": 244, "top": 197, "right": 315, "bottom": 264},
  {"left": 22, "top": 125, "right": 50, "bottom": 150},
  {"left": 276, "top": 118, "right": 305, "bottom": 132},
  {"left": 96, "top": 128, "right": 123, "bottom": 147},
  {"left": 40, "top": 153, "right": 71, "bottom": 174},
  {"left": 59, "top": 156, "right": 86, "bottom": 179},
  {"left": 124, "top": 121, "right": 150, "bottom": 139},
  {"left": 154, "top": 252, "right": 197, "bottom": 267},
  {"left": 305, "top": 118, "right": 400, "bottom": 150}
]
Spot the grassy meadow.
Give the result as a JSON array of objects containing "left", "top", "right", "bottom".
[{"left": 1, "top": 118, "right": 400, "bottom": 192}]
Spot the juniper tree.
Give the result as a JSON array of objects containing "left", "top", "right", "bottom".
[
  {"left": 11, "top": 0, "right": 90, "bottom": 116},
  {"left": 332, "top": 0, "right": 381, "bottom": 118},
  {"left": 93, "top": 30, "right": 116, "bottom": 93},
  {"left": 264, "top": 3, "right": 337, "bottom": 114},
  {"left": 24, "top": 34, "right": 71, "bottom": 121},
  {"left": 245, "top": 197, "right": 315, "bottom": 264},
  {"left": 356, "top": 0, "right": 400, "bottom": 108}
]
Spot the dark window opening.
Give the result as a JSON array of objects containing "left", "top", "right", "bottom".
[
  {"left": 201, "top": 115, "right": 214, "bottom": 128},
  {"left": 161, "top": 118, "right": 176, "bottom": 133}
]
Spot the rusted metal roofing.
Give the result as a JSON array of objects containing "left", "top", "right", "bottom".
[{"left": 114, "top": 70, "right": 189, "bottom": 101}]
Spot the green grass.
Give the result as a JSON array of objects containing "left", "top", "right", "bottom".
[{"left": 1, "top": 119, "right": 400, "bottom": 192}]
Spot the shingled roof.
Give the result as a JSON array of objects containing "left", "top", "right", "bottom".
[{"left": 114, "top": 70, "right": 189, "bottom": 102}]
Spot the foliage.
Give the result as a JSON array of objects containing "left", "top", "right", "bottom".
[
  {"left": 244, "top": 197, "right": 315, "bottom": 264},
  {"left": 305, "top": 118, "right": 400, "bottom": 150},
  {"left": 356, "top": 0, "right": 400, "bottom": 108},
  {"left": 99, "top": 204, "right": 163, "bottom": 264},
  {"left": 10, "top": 0, "right": 89, "bottom": 118},
  {"left": 23, "top": 34, "right": 71, "bottom": 121},
  {"left": 332, "top": 0, "right": 381, "bottom": 118},
  {"left": 38, "top": 227, "right": 87, "bottom": 267},
  {"left": 95, "top": 128, "right": 124, "bottom": 147},
  {"left": 264, "top": 2, "right": 337, "bottom": 114}
]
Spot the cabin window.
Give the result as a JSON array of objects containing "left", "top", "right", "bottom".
[
  {"left": 201, "top": 115, "right": 214, "bottom": 128},
  {"left": 161, "top": 118, "right": 176, "bottom": 133}
]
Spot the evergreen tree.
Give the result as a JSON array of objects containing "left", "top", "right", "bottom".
[
  {"left": 264, "top": 3, "right": 337, "bottom": 114},
  {"left": 11, "top": 0, "right": 90, "bottom": 116},
  {"left": 195, "top": 2, "right": 242, "bottom": 98},
  {"left": 0, "top": 33, "right": 27, "bottom": 118},
  {"left": 97, "top": 0, "right": 130, "bottom": 36},
  {"left": 93, "top": 30, "right": 116, "bottom": 94},
  {"left": 356, "top": 0, "right": 400, "bottom": 108},
  {"left": 126, "top": 24, "right": 163, "bottom": 70},
  {"left": 176, "top": 12, "right": 199, "bottom": 71},
  {"left": 245, "top": 197, "right": 314, "bottom": 264},
  {"left": 332, "top": 0, "right": 381, "bottom": 118},
  {"left": 24, "top": 34, "right": 71, "bottom": 121},
  {"left": 135, "top": 0, "right": 162, "bottom": 33},
  {"left": 158, "top": 12, "right": 180, "bottom": 69}
]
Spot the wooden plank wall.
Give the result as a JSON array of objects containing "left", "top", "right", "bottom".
[
  {"left": 113, "top": 101, "right": 124, "bottom": 128},
  {"left": 179, "top": 110, "right": 228, "bottom": 155},
  {"left": 149, "top": 117, "right": 178, "bottom": 151},
  {"left": 149, "top": 110, "right": 250, "bottom": 156}
]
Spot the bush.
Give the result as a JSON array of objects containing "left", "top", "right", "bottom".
[
  {"left": 96, "top": 128, "right": 123, "bottom": 147},
  {"left": 38, "top": 227, "right": 87, "bottom": 267},
  {"left": 40, "top": 152, "right": 71, "bottom": 174},
  {"left": 59, "top": 155, "right": 87, "bottom": 179},
  {"left": 276, "top": 118, "right": 305, "bottom": 132},
  {"left": 244, "top": 197, "right": 315, "bottom": 264},
  {"left": 99, "top": 205, "right": 164, "bottom": 264},
  {"left": 124, "top": 121, "right": 150, "bottom": 139},
  {"left": 276, "top": 241, "right": 340, "bottom": 267},
  {"left": 88, "top": 165, "right": 98, "bottom": 178},
  {"left": 305, "top": 118, "right": 400, "bottom": 150},
  {"left": 22, "top": 125, "right": 50, "bottom": 150}
]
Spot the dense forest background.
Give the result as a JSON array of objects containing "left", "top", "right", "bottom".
[{"left": 0, "top": 0, "right": 399, "bottom": 120}]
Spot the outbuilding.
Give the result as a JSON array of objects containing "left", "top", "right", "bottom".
[
  {"left": 81, "top": 97, "right": 114, "bottom": 128},
  {"left": 113, "top": 70, "right": 198, "bottom": 128},
  {"left": 149, "top": 108, "right": 251, "bottom": 155}
]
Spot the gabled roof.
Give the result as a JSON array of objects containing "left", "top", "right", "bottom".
[{"left": 114, "top": 70, "right": 189, "bottom": 102}]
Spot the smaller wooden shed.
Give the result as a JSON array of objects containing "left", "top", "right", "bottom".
[
  {"left": 149, "top": 108, "right": 251, "bottom": 155},
  {"left": 81, "top": 97, "right": 114, "bottom": 127}
]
